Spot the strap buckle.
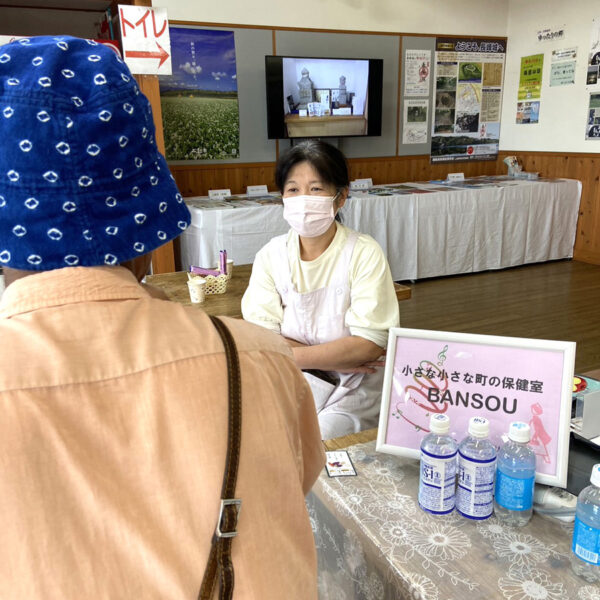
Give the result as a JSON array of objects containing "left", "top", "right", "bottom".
[{"left": 215, "top": 499, "right": 242, "bottom": 538}]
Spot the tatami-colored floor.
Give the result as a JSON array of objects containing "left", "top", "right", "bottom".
[{"left": 399, "top": 259, "right": 600, "bottom": 373}]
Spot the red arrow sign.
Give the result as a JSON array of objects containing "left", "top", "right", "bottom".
[{"left": 125, "top": 41, "right": 169, "bottom": 68}]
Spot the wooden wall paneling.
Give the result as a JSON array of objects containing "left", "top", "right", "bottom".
[{"left": 170, "top": 163, "right": 277, "bottom": 197}]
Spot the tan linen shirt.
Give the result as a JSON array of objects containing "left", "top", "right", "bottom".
[{"left": 0, "top": 266, "right": 324, "bottom": 600}]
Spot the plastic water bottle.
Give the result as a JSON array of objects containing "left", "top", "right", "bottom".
[
  {"left": 418, "top": 413, "right": 458, "bottom": 515},
  {"left": 456, "top": 416, "right": 496, "bottom": 520},
  {"left": 571, "top": 463, "right": 600, "bottom": 582},
  {"left": 494, "top": 422, "right": 536, "bottom": 527}
]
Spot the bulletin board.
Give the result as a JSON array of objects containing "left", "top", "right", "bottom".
[{"left": 166, "top": 20, "right": 507, "bottom": 163}]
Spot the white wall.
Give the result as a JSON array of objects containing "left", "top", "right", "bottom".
[
  {"left": 162, "top": 0, "right": 508, "bottom": 37},
  {"left": 500, "top": 0, "right": 600, "bottom": 152}
]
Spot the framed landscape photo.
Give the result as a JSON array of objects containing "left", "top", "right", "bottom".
[{"left": 376, "top": 328, "right": 576, "bottom": 486}]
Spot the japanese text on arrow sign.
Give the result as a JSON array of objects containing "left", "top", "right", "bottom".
[{"left": 118, "top": 5, "right": 172, "bottom": 75}]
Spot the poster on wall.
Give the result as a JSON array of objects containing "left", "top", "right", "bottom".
[
  {"left": 404, "top": 49, "right": 431, "bottom": 96},
  {"left": 430, "top": 37, "right": 505, "bottom": 164},
  {"left": 585, "top": 93, "right": 600, "bottom": 138},
  {"left": 516, "top": 101, "right": 540, "bottom": 124},
  {"left": 552, "top": 47, "right": 577, "bottom": 62},
  {"left": 587, "top": 17, "right": 600, "bottom": 86},
  {"left": 158, "top": 27, "right": 239, "bottom": 161},
  {"left": 550, "top": 61, "right": 576, "bottom": 86},
  {"left": 402, "top": 98, "right": 428, "bottom": 144},
  {"left": 376, "top": 328, "right": 575, "bottom": 487},
  {"left": 518, "top": 54, "right": 544, "bottom": 100}
]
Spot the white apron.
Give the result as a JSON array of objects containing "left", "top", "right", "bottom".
[{"left": 272, "top": 232, "right": 384, "bottom": 439}]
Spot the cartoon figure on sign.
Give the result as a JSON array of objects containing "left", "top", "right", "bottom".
[
  {"left": 419, "top": 62, "right": 429, "bottom": 82},
  {"left": 529, "top": 402, "right": 551, "bottom": 464}
]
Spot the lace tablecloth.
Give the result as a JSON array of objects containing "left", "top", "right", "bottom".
[{"left": 307, "top": 440, "right": 598, "bottom": 600}]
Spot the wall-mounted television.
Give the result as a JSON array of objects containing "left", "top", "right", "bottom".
[{"left": 265, "top": 55, "right": 383, "bottom": 139}]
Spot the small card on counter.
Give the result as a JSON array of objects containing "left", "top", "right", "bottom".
[
  {"left": 246, "top": 184, "right": 269, "bottom": 197},
  {"left": 325, "top": 450, "right": 357, "bottom": 477},
  {"left": 208, "top": 188, "right": 232, "bottom": 199}
]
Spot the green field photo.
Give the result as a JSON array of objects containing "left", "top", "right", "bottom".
[{"left": 161, "top": 94, "right": 240, "bottom": 161}]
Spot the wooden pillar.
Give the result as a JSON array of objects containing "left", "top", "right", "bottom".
[{"left": 130, "top": 0, "right": 175, "bottom": 273}]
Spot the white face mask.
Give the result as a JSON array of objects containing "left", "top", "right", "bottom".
[{"left": 282, "top": 194, "right": 338, "bottom": 238}]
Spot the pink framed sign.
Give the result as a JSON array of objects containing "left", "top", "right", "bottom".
[{"left": 376, "top": 328, "right": 576, "bottom": 486}]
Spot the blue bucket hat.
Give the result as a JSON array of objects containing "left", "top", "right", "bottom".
[{"left": 0, "top": 35, "right": 191, "bottom": 270}]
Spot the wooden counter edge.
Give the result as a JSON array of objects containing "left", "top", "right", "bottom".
[{"left": 323, "top": 427, "right": 378, "bottom": 451}]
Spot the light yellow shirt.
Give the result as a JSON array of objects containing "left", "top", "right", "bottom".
[{"left": 242, "top": 223, "right": 400, "bottom": 348}]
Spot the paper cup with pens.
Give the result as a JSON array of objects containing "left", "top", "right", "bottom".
[{"left": 189, "top": 250, "right": 230, "bottom": 295}]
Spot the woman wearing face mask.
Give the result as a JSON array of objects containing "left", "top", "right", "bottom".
[{"left": 241, "top": 140, "right": 399, "bottom": 439}]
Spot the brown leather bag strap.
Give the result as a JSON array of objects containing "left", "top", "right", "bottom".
[{"left": 199, "top": 316, "right": 242, "bottom": 600}]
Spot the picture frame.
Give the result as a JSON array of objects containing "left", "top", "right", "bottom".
[
  {"left": 314, "top": 88, "right": 331, "bottom": 115},
  {"left": 376, "top": 328, "right": 576, "bottom": 487}
]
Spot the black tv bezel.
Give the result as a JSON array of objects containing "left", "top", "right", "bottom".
[{"left": 265, "top": 55, "right": 383, "bottom": 140}]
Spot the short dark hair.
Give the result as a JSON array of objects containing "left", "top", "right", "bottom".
[{"left": 275, "top": 140, "right": 350, "bottom": 192}]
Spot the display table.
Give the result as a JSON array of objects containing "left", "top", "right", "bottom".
[
  {"left": 179, "top": 177, "right": 581, "bottom": 281},
  {"left": 179, "top": 196, "right": 287, "bottom": 269},
  {"left": 343, "top": 177, "right": 582, "bottom": 280},
  {"left": 285, "top": 113, "right": 367, "bottom": 137},
  {"left": 309, "top": 434, "right": 586, "bottom": 599},
  {"left": 145, "top": 265, "right": 411, "bottom": 318}
]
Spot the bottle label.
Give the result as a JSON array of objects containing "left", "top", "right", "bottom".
[
  {"left": 418, "top": 449, "right": 457, "bottom": 514},
  {"left": 572, "top": 517, "right": 600, "bottom": 565},
  {"left": 456, "top": 453, "right": 496, "bottom": 519},
  {"left": 495, "top": 471, "right": 534, "bottom": 511}
]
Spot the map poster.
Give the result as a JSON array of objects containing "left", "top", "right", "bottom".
[
  {"left": 518, "top": 54, "right": 544, "bottom": 100},
  {"left": 431, "top": 37, "right": 505, "bottom": 164}
]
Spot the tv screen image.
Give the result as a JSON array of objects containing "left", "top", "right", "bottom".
[{"left": 265, "top": 55, "right": 383, "bottom": 139}]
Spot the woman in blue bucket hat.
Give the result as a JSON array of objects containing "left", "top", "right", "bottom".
[
  {"left": 0, "top": 35, "right": 191, "bottom": 270},
  {"left": 0, "top": 36, "right": 324, "bottom": 600}
]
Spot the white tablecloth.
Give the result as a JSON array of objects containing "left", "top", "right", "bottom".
[
  {"left": 179, "top": 177, "right": 581, "bottom": 280},
  {"left": 179, "top": 197, "right": 288, "bottom": 269}
]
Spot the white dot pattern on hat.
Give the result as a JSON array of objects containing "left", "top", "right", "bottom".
[
  {"left": 0, "top": 35, "right": 191, "bottom": 270},
  {"left": 55, "top": 141, "right": 70, "bottom": 155}
]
